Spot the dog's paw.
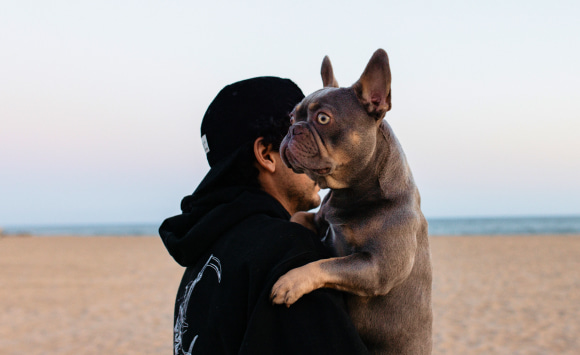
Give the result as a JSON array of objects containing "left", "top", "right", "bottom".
[{"left": 270, "top": 265, "right": 317, "bottom": 307}]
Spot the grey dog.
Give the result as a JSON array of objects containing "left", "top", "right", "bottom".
[{"left": 270, "top": 49, "right": 433, "bottom": 355}]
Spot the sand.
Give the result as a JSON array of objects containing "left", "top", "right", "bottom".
[{"left": 0, "top": 235, "right": 579, "bottom": 354}]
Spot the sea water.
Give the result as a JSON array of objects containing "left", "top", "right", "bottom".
[
  {"left": 427, "top": 215, "right": 580, "bottom": 235},
  {"left": 2, "top": 216, "right": 580, "bottom": 236}
]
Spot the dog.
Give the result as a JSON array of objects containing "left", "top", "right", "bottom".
[{"left": 270, "top": 49, "right": 432, "bottom": 354}]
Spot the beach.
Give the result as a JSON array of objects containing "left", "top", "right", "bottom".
[{"left": 1, "top": 235, "right": 579, "bottom": 354}]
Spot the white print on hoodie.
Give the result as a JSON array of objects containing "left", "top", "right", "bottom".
[{"left": 174, "top": 254, "right": 222, "bottom": 355}]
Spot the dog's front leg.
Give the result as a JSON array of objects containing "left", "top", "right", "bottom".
[
  {"left": 270, "top": 254, "right": 380, "bottom": 307},
  {"left": 271, "top": 232, "right": 417, "bottom": 306}
]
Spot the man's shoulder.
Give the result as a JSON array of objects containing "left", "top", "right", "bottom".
[
  {"left": 218, "top": 214, "right": 326, "bottom": 273},
  {"left": 241, "top": 214, "right": 319, "bottom": 249}
]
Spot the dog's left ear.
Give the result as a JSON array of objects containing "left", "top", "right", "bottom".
[
  {"left": 352, "top": 49, "right": 391, "bottom": 120},
  {"left": 321, "top": 56, "right": 339, "bottom": 88}
]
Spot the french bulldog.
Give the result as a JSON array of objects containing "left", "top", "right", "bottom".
[{"left": 270, "top": 49, "right": 432, "bottom": 354}]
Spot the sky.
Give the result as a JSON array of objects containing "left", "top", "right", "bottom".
[{"left": 1, "top": 0, "right": 579, "bottom": 226}]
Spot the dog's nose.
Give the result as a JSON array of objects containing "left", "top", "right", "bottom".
[{"left": 289, "top": 124, "right": 303, "bottom": 137}]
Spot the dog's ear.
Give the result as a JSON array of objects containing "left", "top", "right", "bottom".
[
  {"left": 321, "top": 56, "right": 339, "bottom": 88},
  {"left": 352, "top": 49, "right": 391, "bottom": 119}
]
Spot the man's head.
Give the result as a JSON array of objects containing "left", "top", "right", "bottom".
[{"left": 194, "top": 77, "right": 320, "bottom": 214}]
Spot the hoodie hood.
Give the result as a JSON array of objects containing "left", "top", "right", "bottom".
[{"left": 159, "top": 186, "right": 290, "bottom": 267}]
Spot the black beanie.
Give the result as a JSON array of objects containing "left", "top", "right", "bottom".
[
  {"left": 191, "top": 77, "right": 304, "bottom": 197},
  {"left": 200, "top": 76, "right": 304, "bottom": 168}
]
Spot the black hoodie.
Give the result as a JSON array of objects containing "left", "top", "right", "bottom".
[{"left": 160, "top": 186, "right": 369, "bottom": 355}]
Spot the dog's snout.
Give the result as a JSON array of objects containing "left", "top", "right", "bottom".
[
  {"left": 289, "top": 124, "right": 304, "bottom": 137},
  {"left": 289, "top": 125, "right": 297, "bottom": 136}
]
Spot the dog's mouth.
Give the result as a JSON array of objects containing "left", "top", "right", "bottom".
[
  {"left": 312, "top": 167, "right": 332, "bottom": 176},
  {"left": 282, "top": 146, "right": 334, "bottom": 177},
  {"left": 281, "top": 124, "right": 336, "bottom": 177}
]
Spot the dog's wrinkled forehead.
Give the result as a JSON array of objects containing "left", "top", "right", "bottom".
[
  {"left": 293, "top": 87, "right": 356, "bottom": 119},
  {"left": 292, "top": 101, "right": 308, "bottom": 119},
  {"left": 293, "top": 88, "right": 331, "bottom": 117}
]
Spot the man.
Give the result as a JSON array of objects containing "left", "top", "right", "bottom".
[{"left": 159, "top": 77, "right": 369, "bottom": 354}]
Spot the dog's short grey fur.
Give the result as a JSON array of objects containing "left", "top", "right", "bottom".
[{"left": 270, "top": 49, "right": 432, "bottom": 354}]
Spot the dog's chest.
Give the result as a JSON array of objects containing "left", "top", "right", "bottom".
[
  {"left": 321, "top": 224, "right": 351, "bottom": 256},
  {"left": 321, "top": 208, "right": 367, "bottom": 256}
]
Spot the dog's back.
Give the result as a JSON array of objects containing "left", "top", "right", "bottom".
[{"left": 320, "top": 120, "right": 432, "bottom": 354}]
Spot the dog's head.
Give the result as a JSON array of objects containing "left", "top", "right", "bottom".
[{"left": 280, "top": 49, "right": 392, "bottom": 189}]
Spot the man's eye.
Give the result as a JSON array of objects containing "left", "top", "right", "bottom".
[{"left": 317, "top": 113, "right": 331, "bottom": 125}]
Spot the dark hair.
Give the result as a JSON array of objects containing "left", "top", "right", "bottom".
[
  {"left": 193, "top": 77, "right": 304, "bottom": 197},
  {"left": 219, "top": 113, "right": 292, "bottom": 189}
]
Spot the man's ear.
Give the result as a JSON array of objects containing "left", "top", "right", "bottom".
[
  {"left": 253, "top": 137, "right": 276, "bottom": 173},
  {"left": 352, "top": 49, "right": 392, "bottom": 120},
  {"left": 321, "top": 56, "right": 339, "bottom": 88}
]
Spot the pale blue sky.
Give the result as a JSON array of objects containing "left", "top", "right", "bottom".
[{"left": 1, "top": 0, "right": 579, "bottom": 226}]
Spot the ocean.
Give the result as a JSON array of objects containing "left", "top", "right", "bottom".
[
  {"left": 2, "top": 216, "right": 580, "bottom": 236},
  {"left": 427, "top": 215, "right": 580, "bottom": 236}
]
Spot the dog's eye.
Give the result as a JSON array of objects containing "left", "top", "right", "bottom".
[{"left": 317, "top": 113, "right": 331, "bottom": 125}]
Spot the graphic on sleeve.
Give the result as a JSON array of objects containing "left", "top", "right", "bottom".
[{"left": 174, "top": 255, "right": 222, "bottom": 355}]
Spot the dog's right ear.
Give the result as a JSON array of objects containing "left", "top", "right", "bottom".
[
  {"left": 352, "top": 49, "right": 392, "bottom": 120},
  {"left": 321, "top": 56, "right": 339, "bottom": 88}
]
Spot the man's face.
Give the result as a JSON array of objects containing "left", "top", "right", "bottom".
[{"left": 274, "top": 152, "right": 321, "bottom": 214}]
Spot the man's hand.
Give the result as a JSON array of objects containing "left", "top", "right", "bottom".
[{"left": 290, "top": 212, "right": 317, "bottom": 233}]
